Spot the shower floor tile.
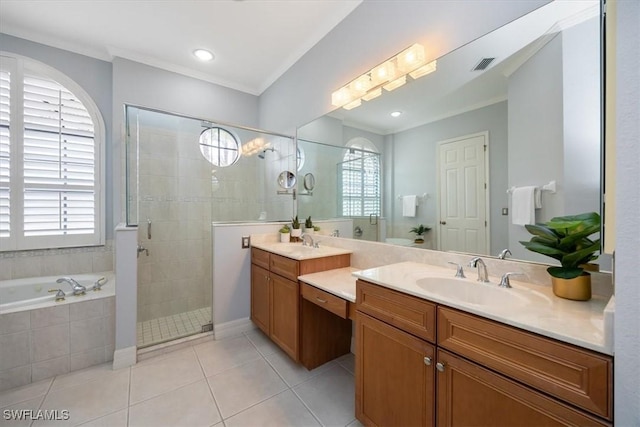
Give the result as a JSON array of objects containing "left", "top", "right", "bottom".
[{"left": 137, "top": 307, "right": 211, "bottom": 347}]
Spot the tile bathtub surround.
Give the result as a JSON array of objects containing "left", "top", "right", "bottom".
[
  {"left": 0, "top": 240, "right": 114, "bottom": 281},
  {"left": 0, "top": 296, "right": 115, "bottom": 392},
  {"left": 0, "top": 330, "right": 360, "bottom": 427}
]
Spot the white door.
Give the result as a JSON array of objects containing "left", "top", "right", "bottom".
[{"left": 437, "top": 133, "right": 489, "bottom": 254}]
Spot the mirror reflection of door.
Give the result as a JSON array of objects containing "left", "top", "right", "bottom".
[{"left": 437, "top": 132, "right": 489, "bottom": 254}]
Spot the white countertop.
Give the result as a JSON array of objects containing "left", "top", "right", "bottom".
[
  {"left": 298, "top": 267, "right": 359, "bottom": 303},
  {"left": 352, "top": 262, "right": 614, "bottom": 355},
  {"left": 252, "top": 242, "right": 353, "bottom": 260}
]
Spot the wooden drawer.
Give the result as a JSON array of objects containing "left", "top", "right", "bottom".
[
  {"left": 251, "top": 247, "right": 270, "bottom": 269},
  {"left": 270, "top": 253, "right": 299, "bottom": 281},
  {"left": 438, "top": 307, "right": 613, "bottom": 420},
  {"left": 301, "top": 282, "right": 348, "bottom": 319},
  {"left": 356, "top": 279, "right": 436, "bottom": 343}
]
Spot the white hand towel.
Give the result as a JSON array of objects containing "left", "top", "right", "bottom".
[
  {"left": 402, "top": 195, "right": 417, "bottom": 217},
  {"left": 534, "top": 187, "right": 543, "bottom": 209},
  {"left": 511, "top": 186, "right": 536, "bottom": 225}
]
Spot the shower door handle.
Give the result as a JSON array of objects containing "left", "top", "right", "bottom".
[{"left": 147, "top": 218, "right": 152, "bottom": 240}]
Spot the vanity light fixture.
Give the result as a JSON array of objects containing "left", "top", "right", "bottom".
[
  {"left": 193, "top": 49, "right": 214, "bottom": 62},
  {"left": 241, "top": 137, "right": 271, "bottom": 156},
  {"left": 331, "top": 43, "right": 436, "bottom": 110}
]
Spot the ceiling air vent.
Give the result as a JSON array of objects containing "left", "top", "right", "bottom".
[{"left": 472, "top": 57, "right": 495, "bottom": 71}]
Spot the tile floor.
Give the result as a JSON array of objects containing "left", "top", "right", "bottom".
[
  {"left": 137, "top": 307, "right": 211, "bottom": 348},
  {"left": 0, "top": 329, "right": 363, "bottom": 427}
]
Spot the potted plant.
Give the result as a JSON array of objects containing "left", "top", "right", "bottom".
[
  {"left": 291, "top": 215, "right": 302, "bottom": 240},
  {"left": 409, "top": 224, "right": 431, "bottom": 244},
  {"left": 520, "top": 212, "right": 601, "bottom": 301},
  {"left": 305, "top": 216, "right": 314, "bottom": 234},
  {"left": 279, "top": 224, "right": 291, "bottom": 243},
  {"left": 313, "top": 225, "right": 321, "bottom": 234}
]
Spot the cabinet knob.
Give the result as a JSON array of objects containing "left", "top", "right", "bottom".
[
  {"left": 436, "top": 362, "right": 446, "bottom": 372},
  {"left": 423, "top": 357, "right": 432, "bottom": 366}
]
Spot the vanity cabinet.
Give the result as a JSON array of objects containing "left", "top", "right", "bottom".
[
  {"left": 355, "top": 279, "right": 613, "bottom": 427},
  {"left": 250, "top": 247, "right": 350, "bottom": 364}
]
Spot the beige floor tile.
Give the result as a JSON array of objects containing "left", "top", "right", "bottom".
[
  {"left": 293, "top": 365, "right": 355, "bottom": 427},
  {"left": 346, "top": 418, "right": 364, "bottom": 427},
  {"left": 224, "top": 390, "right": 321, "bottom": 427},
  {"left": 194, "top": 335, "right": 262, "bottom": 377},
  {"left": 50, "top": 363, "right": 120, "bottom": 392},
  {"left": 0, "top": 396, "right": 46, "bottom": 427},
  {"left": 244, "top": 329, "right": 280, "bottom": 356},
  {"left": 0, "top": 378, "right": 51, "bottom": 409},
  {"left": 264, "top": 348, "right": 336, "bottom": 387},
  {"left": 130, "top": 349, "right": 203, "bottom": 404},
  {"left": 129, "top": 379, "right": 221, "bottom": 427},
  {"left": 77, "top": 409, "right": 128, "bottom": 427},
  {"left": 335, "top": 352, "right": 355, "bottom": 375},
  {"left": 33, "top": 368, "right": 130, "bottom": 427},
  {"left": 206, "top": 358, "right": 287, "bottom": 419}
]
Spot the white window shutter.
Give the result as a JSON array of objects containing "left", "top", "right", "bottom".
[{"left": 0, "top": 69, "right": 10, "bottom": 238}]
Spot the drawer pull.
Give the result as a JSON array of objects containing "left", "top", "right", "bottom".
[
  {"left": 424, "top": 357, "right": 432, "bottom": 366},
  {"left": 436, "top": 362, "right": 446, "bottom": 372},
  {"left": 316, "top": 297, "right": 327, "bottom": 303}
]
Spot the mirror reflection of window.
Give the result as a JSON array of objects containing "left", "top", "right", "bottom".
[{"left": 340, "top": 138, "right": 381, "bottom": 217}]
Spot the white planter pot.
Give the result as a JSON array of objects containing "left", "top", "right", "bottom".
[
  {"left": 280, "top": 233, "right": 290, "bottom": 243},
  {"left": 291, "top": 228, "right": 302, "bottom": 238},
  {"left": 305, "top": 228, "right": 314, "bottom": 235}
]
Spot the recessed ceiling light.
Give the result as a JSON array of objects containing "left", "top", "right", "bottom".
[
  {"left": 193, "top": 49, "right": 214, "bottom": 62},
  {"left": 391, "top": 111, "right": 402, "bottom": 118}
]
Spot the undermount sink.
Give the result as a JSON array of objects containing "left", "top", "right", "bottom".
[{"left": 415, "top": 276, "right": 550, "bottom": 308}]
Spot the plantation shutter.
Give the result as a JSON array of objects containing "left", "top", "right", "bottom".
[
  {"left": 0, "top": 69, "right": 10, "bottom": 238},
  {"left": 22, "top": 73, "right": 96, "bottom": 237}
]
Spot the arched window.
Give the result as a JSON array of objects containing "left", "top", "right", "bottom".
[
  {"left": 340, "top": 137, "right": 381, "bottom": 217},
  {"left": 1, "top": 54, "right": 105, "bottom": 251}
]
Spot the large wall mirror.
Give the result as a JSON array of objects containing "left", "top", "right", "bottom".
[{"left": 297, "top": 0, "right": 606, "bottom": 265}]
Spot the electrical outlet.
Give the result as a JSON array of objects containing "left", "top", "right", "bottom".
[
  {"left": 502, "top": 207, "right": 509, "bottom": 215},
  {"left": 242, "top": 236, "right": 250, "bottom": 248}
]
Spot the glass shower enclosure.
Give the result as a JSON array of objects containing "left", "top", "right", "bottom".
[{"left": 125, "top": 106, "right": 296, "bottom": 348}]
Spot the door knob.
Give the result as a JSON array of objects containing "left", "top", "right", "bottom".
[{"left": 440, "top": 221, "right": 447, "bottom": 225}]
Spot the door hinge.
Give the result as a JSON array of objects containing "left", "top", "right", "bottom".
[
  {"left": 484, "top": 145, "right": 487, "bottom": 152},
  {"left": 484, "top": 183, "right": 487, "bottom": 189},
  {"left": 485, "top": 221, "right": 487, "bottom": 227}
]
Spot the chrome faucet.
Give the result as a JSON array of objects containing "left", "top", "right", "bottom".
[
  {"left": 300, "top": 233, "right": 314, "bottom": 247},
  {"left": 497, "top": 249, "right": 512, "bottom": 260},
  {"left": 468, "top": 257, "right": 490, "bottom": 283},
  {"left": 56, "top": 277, "right": 86, "bottom": 295}
]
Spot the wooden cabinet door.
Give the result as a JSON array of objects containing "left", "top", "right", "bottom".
[
  {"left": 250, "top": 264, "right": 270, "bottom": 335},
  {"left": 436, "top": 349, "right": 609, "bottom": 427},
  {"left": 356, "top": 312, "right": 435, "bottom": 427},
  {"left": 270, "top": 273, "right": 299, "bottom": 361}
]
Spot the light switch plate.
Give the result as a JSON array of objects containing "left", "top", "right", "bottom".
[
  {"left": 502, "top": 207, "right": 509, "bottom": 215},
  {"left": 242, "top": 236, "right": 250, "bottom": 248}
]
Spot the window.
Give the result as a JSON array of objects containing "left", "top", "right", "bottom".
[
  {"left": 0, "top": 54, "right": 104, "bottom": 251},
  {"left": 340, "top": 138, "right": 381, "bottom": 217},
  {"left": 199, "top": 127, "right": 240, "bottom": 167}
]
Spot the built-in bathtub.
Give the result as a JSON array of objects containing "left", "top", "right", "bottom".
[{"left": 0, "top": 272, "right": 116, "bottom": 391}]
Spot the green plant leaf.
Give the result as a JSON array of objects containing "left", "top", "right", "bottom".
[
  {"left": 524, "top": 224, "right": 560, "bottom": 242},
  {"left": 547, "top": 266, "right": 585, "bottom": 279},
  {"left": 519, "top": 241, "right": 565, "bottom": 261},
  {"left": 562, "top": 241, "right": 601, "bottom": 267}
]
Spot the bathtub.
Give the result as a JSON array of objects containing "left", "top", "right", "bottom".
[{"left": 0, "top": 272, "right": 115, "bottom": 314}]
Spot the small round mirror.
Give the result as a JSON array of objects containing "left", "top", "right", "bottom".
[
  {"left": 277, "top": 171, "right": 297, "bottom": 189},
  {"left": 303, "top": 173, "right": 315, "bottom": 191}
]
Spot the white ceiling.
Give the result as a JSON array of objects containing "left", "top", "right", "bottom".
[{"left": 0, "top": 0, "right": 362, "bottom": 95}]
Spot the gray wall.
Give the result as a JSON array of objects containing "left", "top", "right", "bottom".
[
  {"left": 614, "top": 1, "right": 640, "bottom": 424},
  {"left": 0, "top": 33, "right": 114, "bottom": 238}
]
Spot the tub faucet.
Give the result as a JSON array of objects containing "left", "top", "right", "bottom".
[
  {"left": 56, "top": 277, "right": 86, "bottom": 295},
  {"left": 468, "top": 257, "right": 490, "bottom": 283},
  {"left": 301, "top": 233, "right": 314, "bottom": 247}
]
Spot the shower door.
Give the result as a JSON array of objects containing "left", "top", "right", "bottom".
[{"left": 126, "top": 107, "right": 213, "bottom": 348}]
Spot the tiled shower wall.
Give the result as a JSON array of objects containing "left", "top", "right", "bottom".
[
  {"left": 0, "top": 241, "right": 114, "bottom": 281},
  {"left": 136, "top": 125, "right": 212, "bottom": 322}
]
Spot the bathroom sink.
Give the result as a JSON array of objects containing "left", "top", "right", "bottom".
[{"left": 415, "top": 276, "right": 549, "bottom": 308}]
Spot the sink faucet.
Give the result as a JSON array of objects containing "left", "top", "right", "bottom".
[
  {"left": 56, "top": 277, "right": 86, "bottom": 295},
  {"left": 497, "top": 249, "right": 512, "bottom": 260},
  {"left": 468, "top": 257, "right": 490, "bottom": 283},
  {"left": 301, "top": 233, "right": 314, "bottom": 247}
]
